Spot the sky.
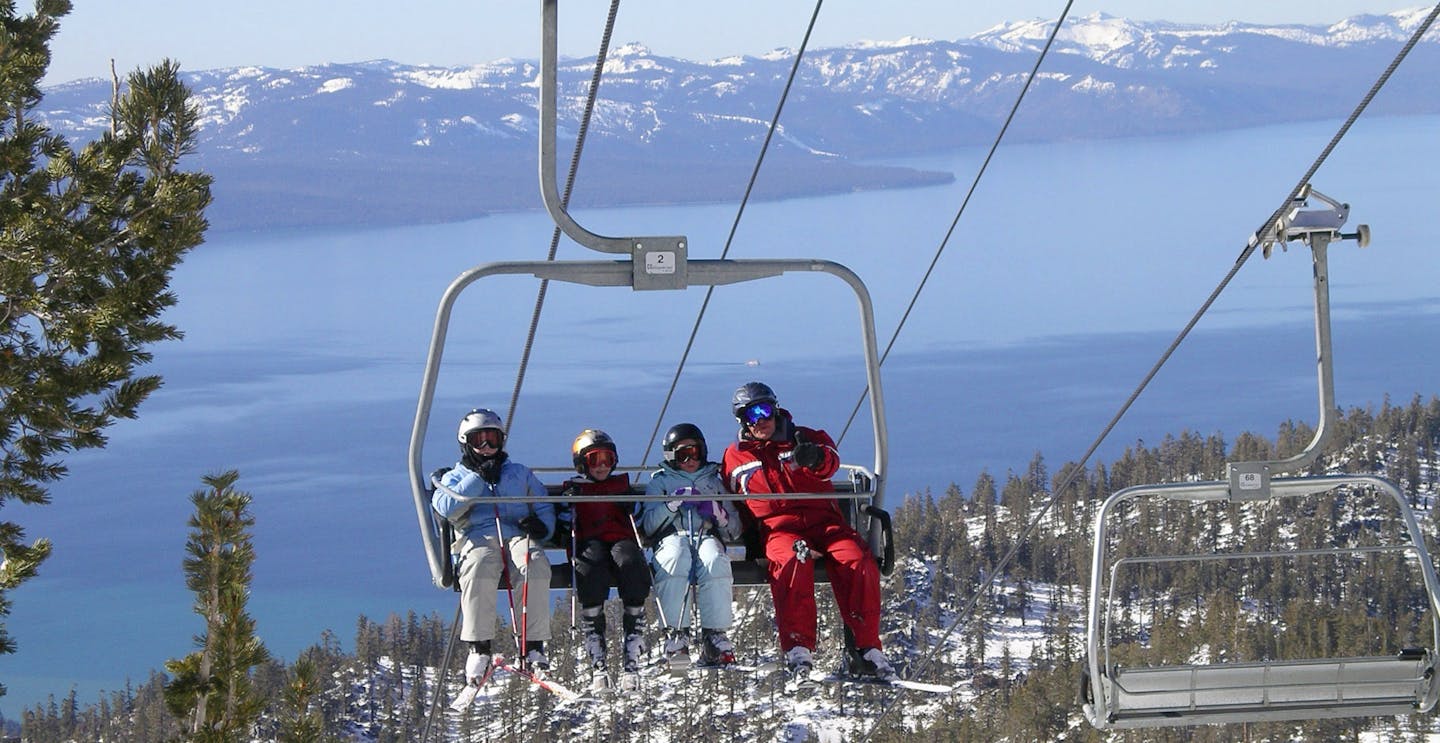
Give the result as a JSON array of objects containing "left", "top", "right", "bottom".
[{"left": 39, "top": 1, "right": 1427, "bottom": 85}]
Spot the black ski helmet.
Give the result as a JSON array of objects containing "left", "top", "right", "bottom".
[
  {"left": 662, "top": 423, "right": 707, "bottom": 464},
  {"left": 571, "top": 429, "right": 618, "bottom": 474},
  {"left": 731, "top": 381, "right": 777, "bottom": 420}
]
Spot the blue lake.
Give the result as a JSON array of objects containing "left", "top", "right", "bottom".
[{"left": 4, "top": 114, "right": 1439, "bottom": 715}]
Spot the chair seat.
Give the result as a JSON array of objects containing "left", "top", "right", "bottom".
[{"left": 1090, "top": 654, "right": 1434, "bottom": 728}]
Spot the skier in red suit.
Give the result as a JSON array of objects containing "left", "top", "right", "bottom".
[{"left": 720, "top": 382, "right": 896, "bottom": 680}]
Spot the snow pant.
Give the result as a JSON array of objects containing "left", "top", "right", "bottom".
[
  {"left": 574, "top": 537, "right": 650, "bottom": 609},
  {"left": 652, "top": 531, "right": 733, "bottom": 630},
  {"left": 761, "top": 512, "right": 881, "bottom": 653},
  {"left": 456, "top": 532, "right": 552, "bottom": 643}
]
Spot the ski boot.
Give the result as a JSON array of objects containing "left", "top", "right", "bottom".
[
  {"left": 699, "top": 628, "right": 736, "bottom": 667},
  {"left": 523, "top": 641, "right": 550, "bottom": 675},
  {"left": 847, "top": 646, "right": 898, "bottom": 682}
]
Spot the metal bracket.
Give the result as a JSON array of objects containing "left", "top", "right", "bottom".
[
  {"left": 1226, "top": 461, "right": 1273, "bottom": 501},
  {"left": 1254, "top": 184, "right": 1370, "bottom": 258},
  {"left": 631, "top": 238, "right": 689, "bottom": 290}
]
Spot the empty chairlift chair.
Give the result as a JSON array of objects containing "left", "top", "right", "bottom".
[{"left": 1081, "top": 188, "right": 1440, "bottom": 729}]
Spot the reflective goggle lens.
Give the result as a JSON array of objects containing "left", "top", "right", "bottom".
[
  {"left": 741, "top": 401, "right": 775, "bottom": 425},
  {"left": 674, "top": 444, "right": 702, "bottom": 463},
  {"left": 584, "top": 449, "right": 616, "bottom": 468},
  {"left": 467, "top": 429, "right": 502, "bottom": 448}
]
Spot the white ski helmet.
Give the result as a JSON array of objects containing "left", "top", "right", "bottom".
[{"left": 457, "top": 408, "right": 506, "bottom": 449}]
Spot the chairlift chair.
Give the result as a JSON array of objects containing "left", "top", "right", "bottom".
[
  {"left": 407, "top": 0, "right": 894, "bottom": 593},
  {"left": 1081, "top": 188, "right": 1440, "bottom": 728}
]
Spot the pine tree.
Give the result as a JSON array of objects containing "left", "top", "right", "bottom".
[
  {"left": 276, "top": 654, "right": 331, "bottom": 743},
  {"left": 163, "top": 471, "right": 270, "bottom": 741},
  {"left": 0, "top": 0, "right": 211, "bottom": 688}
]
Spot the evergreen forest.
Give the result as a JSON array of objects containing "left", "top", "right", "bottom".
[{"left": 16, "top": 393, "right": 1440, "bottom": 742}]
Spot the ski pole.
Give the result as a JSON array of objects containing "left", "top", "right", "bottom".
[
  {"left": 684, "top": 507, "right": 700, "bottom": 631},
  {"left": 521, "top": 529, "right": 531, "bottom": 670},
  {"left": 568, "top": 497, "right": 578, "bottom": 635},
  {"left": 629, "top": 510, "right": 673, "bottom": 632},
  {"left": 494, "top": 506, "right": 523, "bottom": 658}
]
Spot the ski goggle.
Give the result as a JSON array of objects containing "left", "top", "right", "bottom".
[
  {"left": 583, "top": 448, "right": 617, "bottom": 469},
  {"left": 466, "top": 429, "right": 503, "bottom": 449},
  {"left": 740, "top": 401, "right": 775, "bottom": 425},
  {"left": 672, "top": 444, "right": 703, "bottom": 464}
]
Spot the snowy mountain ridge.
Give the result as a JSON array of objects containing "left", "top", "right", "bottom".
[
  {"left": 970, "top": 7, "right": 1436, "bottom": 63},
  {"left": 34, "top": 9, "right": 1440, "bottom": 231}
]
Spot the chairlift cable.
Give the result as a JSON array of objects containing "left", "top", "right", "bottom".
[
  {"left": 421, "top": 6, "right": 622, "bottom": 739},
  {"left": 860, "top": 6, "right": 1440, "bottom": 739},
  {"left": 504, "top": 0, "right": 624, "bottom": 431},
  {"left": 639, "top": 0, "right": 827, "bottom": 467},
  {"left": 836, "top": 1, "right": 1077, "bottom": 448}
]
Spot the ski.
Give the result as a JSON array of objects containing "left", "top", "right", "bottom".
[
  {"left": 785, "top": 668, "right": 821, "bottom": 695},
  {"left": 492, "top": 656, "right": 591, "bottom": 702},
  {"left": 448, "top": 684, "right": 481, "bottom": 712},
  {"left": 448, "top": 653, "right": 502, "bottom": 711},
  {"left": 820, "top": 674, "right": 956, "bottom": 694},
  {"left": 587, "top": 670, "right": 613, "bottom": 695},
  {"left": 696, "top": 659, "right": 784, "bottom": 676},
  {"left": 665, "top": 654, "right": 692, "bottom": 679}
]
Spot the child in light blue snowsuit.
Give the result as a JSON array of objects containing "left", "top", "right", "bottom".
[{"left": 640, "top": 423, "right": 740, "bottom": 667}]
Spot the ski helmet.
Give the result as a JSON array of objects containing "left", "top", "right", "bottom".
[
  {"left": 571, "top": 429, "right": 618, "bottom": 474},
  {"left": 457, "top": 408, "right": 506, "bottom": 453},
  {"left": 732, "top": 381, "right": 778, "bottom": 420},
  {"left": 662, "top": 423, "right": 708, "bottom": 464}
]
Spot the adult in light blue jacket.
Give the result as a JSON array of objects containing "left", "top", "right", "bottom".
[
  {"left": 640, "top": 423, "right": 740, "bottom": 668},
  {"left": 432, "top": 408, "right": 555, "bottom": 683}
]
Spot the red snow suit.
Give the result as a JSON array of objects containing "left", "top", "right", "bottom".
[{"left": 721, "top": 409, "right": 882, "bottom": 653}]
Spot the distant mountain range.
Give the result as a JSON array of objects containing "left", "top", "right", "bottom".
[{"left": 38, "top": 9, "right": 1440, "bottom": 232}]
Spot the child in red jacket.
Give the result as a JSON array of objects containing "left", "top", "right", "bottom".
[{"left": 565, "top": 430, "right": 651, "bottom": 690}]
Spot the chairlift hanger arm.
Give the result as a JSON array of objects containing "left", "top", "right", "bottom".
[
  {"left": 539, "top": 0, "right": 686, "bottom": 258},
  {"left": 1226, "top": 185, "right": 1373, "bottom": 490}
]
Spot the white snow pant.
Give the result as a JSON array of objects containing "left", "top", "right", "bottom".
[
  {"left": 652, "top": 531, "right": 733, "bottom": 630},
  {"left": 456, "top": 533, "right": 552, "bottom": 643}
]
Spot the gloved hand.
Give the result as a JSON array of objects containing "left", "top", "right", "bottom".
[
  {"left": 792, "top": 440, "right": 822, "bottom": 469},
  {"left": 665, "top": 500, "right": 682, "bottom": 513},
  {"left": 477, "top": 457, "right": 504, "bottom": 485},
  {"left": 710, "top": 501, "right": 730, "bottom": 528},
  {"left": 518, "top": 515, "right": 547, "bottom": 540}
]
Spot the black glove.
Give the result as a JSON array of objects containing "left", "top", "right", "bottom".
[
  {"left": 518, "top": 515, "right": 548, "bottom": 540},
  {"left": 554, "top": 504, "right": 573, "bottom": 536},
  {"left": 792, "top": 441, "right": 822, "bottom": 469},
  {"left": 477, "top": 457, "right": 504, "bottom": 485}
]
